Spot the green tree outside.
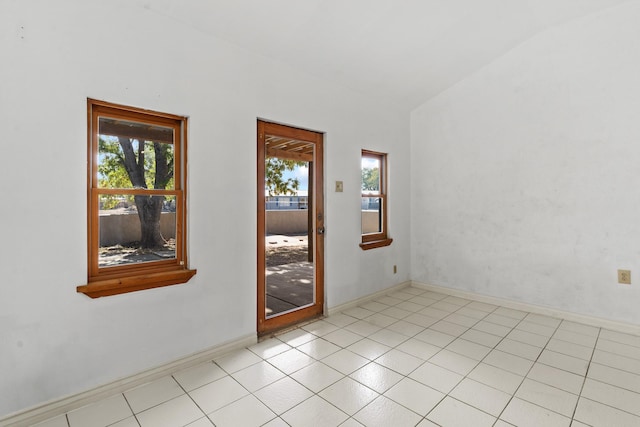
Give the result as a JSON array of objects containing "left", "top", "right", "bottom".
[
  {"left": 265, "top": 157, "right": 306, "bottom": 196},
  {"left": 361, "top": 167, "right": 380, "bottom": 192}
]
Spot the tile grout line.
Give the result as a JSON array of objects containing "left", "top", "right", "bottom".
[
  {"left": 261, "top": 329, "right": 355, "bottom": 424},
  {"left": 570, "top": 326, "right": 602, "bottom": 425},
  {"left": 482, "top": 311, "right": 535, "bottom": 422},
  {"left": 407, "top": 297, "right": 481, "bottom": 425},
  {"left": 420, "top": 298, "right": 502, "bottom": 425},
  {"left": 171, "top": 372, "right": 217, "bottom": 427},
  {"left": 119, "top": 392, "right": 141, "bottom": 427},
  {"left": 483, "top": 309, "right": 561, "bottom": 425},
  {"left": 569, "top": 329, "right": 640, "bottom": 422},
  {"left": 362, "top": 291, "right": 478, "bottom": 426}
]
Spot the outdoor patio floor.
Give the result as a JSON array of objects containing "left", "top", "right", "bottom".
[{"left": 266, "top": 261, "right": 314, "bottom": 316}]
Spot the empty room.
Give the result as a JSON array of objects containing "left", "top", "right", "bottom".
[{"left": 2, "top": 1, "right": 640, "bottom": 426}]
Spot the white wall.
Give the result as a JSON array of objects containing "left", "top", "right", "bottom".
[
  {"left": 0, "top": 0, "right": 410, "bottom": 417},
  {"left": 411, "top": 1, "right": 640, "bottom": 325}
]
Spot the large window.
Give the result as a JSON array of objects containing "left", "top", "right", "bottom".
[
  {"left": 360, "top": 150, "right": 392, "bottom": 250},
  {"left": 77, "top": 99, "right": 196, "bottom": 298}
]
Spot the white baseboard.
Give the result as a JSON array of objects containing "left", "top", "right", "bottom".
[
  {"left": 412, "top": 281, "right": 640, "bottom": 336},
  {"left": 1, "top": 334, "right": 257, "bottom": 427},
  {"left": 326, "top": 281, "right": 412, "bottom": 316}
]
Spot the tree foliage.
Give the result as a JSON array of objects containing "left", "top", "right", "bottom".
[
  {"left": 98, "top": 136, "right": 174, "bottom": 189},
  {"left": 265, "top": 157, "right": 306, "bottom": 196},
  {"left": 98, "top": 137, "right": 135, "bottom": 208},
  {"left": 98, "top": 136, "right": 174, "bottom": 208},
  {"left": 361, "top": 167, "right": 380, "bottom": 192}
]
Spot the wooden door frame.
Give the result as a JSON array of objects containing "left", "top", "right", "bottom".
[{"left": 257, "top": 120, "right": 324, "bottom": 335}]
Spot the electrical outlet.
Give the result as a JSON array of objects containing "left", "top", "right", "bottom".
[
  {"left": 393, "top": 265, "right": 397, "bottom": 274},
  {"left": 618, "top": 269, "right": 631, "bottom": 285},
  {"left": 335, "top": 181, "right": 343, "bottom": 192}
]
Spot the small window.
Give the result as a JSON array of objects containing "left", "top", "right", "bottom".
[
  {"left": 360, "top": 150, "right": 392, "bottom": 250},
  {"left": 78, "top": 99, "right": 196, "bottom": 298}
]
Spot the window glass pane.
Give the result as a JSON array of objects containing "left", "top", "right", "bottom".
[
  {"left": 361, "top": 156, "right": 380, "bottom": 195},
  {"left": 98, "top": 117, "right": 175, "bottom": 190},
  {"left": 99, "top": 193, "right": 176, "bottom": 267},
  {"left": 362, "top": 196, "right": 383, "bottom": 234}
]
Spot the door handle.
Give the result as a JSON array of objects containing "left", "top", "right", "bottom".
[{"left": 317, "top": 226, "right": 325, "bottom": 235}]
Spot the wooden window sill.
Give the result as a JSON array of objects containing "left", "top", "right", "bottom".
[
  {"left": 360, "top": 238, "right": 393, "bottom": 251},
  {"left": 77, "top": 268, "right": 197, "bottom": 298}
]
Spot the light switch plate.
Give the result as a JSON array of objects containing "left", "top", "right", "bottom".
[{"left": 335, "top": 181, "right": 343, "bottom": 192}]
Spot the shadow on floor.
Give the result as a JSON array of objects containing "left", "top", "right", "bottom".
[{"left": 266, "top": 261, "right": 313, "bottom": 316}]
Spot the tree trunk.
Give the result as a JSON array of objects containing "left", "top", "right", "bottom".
[
  {"left": 135, "top": 195, "right": 165, "bottom": 249},
  {"left": 117, "top": 137, "right": 170, "bottom": 249}
]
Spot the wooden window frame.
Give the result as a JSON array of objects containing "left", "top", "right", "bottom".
[
  {"left": 360, "top": 150, "right": 393, "bottom": 250},
  {"left": 77, "top": 99, "right": 196, "bottom": 298}
]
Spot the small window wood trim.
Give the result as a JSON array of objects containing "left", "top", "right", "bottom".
[
  {"left": 78, "top": 99, "right": 196, "bottom": 298},
  {"left": 360, "top": 150, "right": 392, "bottom": 250},
  {"left": 359, "top": 238, "right": 393, "bottom": 250}
]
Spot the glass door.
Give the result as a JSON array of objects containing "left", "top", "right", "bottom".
[{"left": 257, "top": 120, "right": 324, "bottom": 335}]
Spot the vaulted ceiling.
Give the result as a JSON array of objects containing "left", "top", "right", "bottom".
[{"left": 146, "top": 0, "right": 629, "bottom": 111}]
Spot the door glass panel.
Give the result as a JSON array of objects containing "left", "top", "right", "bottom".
[{"left": 264, "top": 138, "right": 315, "bottom": 318}]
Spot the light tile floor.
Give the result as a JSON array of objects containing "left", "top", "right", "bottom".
[{"left": 35, "top": 287, "right": 640, "bottom": 427}]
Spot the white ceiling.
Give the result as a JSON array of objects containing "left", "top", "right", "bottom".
[{"left": 146, "top": 0, "right": 629, "bottom": 111}]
